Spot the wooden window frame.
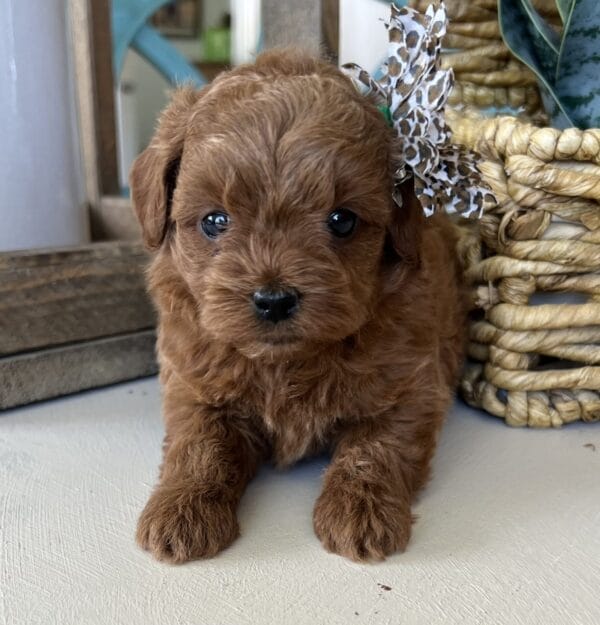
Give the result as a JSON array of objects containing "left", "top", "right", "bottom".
[
  {"left": 1, "top": 1, "right": 153, "bottom": 410},
  {"left": 0, "top": 0, "right": 339, "bottom": 410}
]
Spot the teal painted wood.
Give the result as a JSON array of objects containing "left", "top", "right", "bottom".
[
  {"left": 132, "top": 24, "right": 205, "bottom": 87},
  {"left": 112, "top": 0, "right": 165, "bottom": 77},
  {"left": 111, "top": 0, "right": 205, "bottom": 87}
]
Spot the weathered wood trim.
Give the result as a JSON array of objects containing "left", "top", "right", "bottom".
[
  {"left": 0, "top": 330, "right": 157, "bottom": 410},
  {"left": 90, "top": 196, "right": 141, "bottom": 242},
  {"left": 2, "top": 8, "right": 157, "bottom": 408},
  {"left": 322, "top": 0, "right": 340, "bottom": 62},
  {"left": 68, "top": 0, "right": 120, "bottom": 206},
  {"left": 89, "top": 0, "right": 120, "bottom": 196},
  {"left": 69, "top": 0, "right": 101, "bottom": 207},
  {"left": 0, "top": 242, "right": 154, "bottom": 356}
]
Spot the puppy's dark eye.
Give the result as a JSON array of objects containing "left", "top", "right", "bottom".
[
  {"left": 200, "top": 211, "right": 230, "bottom": 238},
  {"left": 327, "top": 208, "right": 357, "bottom": 238}
]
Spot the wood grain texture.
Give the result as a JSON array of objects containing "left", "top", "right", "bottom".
[
  {"left": 68, "top": 0, "right": 101, "bottom": 206},
  {"left": 0, "top": 330, "right": 157, "bottom": 409},
  {"left": 89, "top": 0, "right": 120, "bottom": 196},
  {"left": 68, "top": 0, "right": 119, "bottom": 207},
  {"left": 0, "top": 242, "right": 154, "bottom": 355},
  {"left": 90, "top": 196, "right": 142, "bottom": 242},
  {"left": 322, "top": 0, "right": 339, "bottom": 62}
]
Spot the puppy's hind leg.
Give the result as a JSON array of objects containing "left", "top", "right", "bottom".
[
  {"left": 313, "top": 403, "right": 446, "bottom": 562},
  {"left": 137, "top": 391, "right": 267, "bottom": 563}
]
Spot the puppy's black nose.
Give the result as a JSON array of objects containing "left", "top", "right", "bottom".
[{"left": 253, "top": 288, "right": 299, "bottom": 323}]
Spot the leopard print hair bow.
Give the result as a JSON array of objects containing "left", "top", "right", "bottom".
[{"left": 343, "top": 2, "right": 494, "bottom": 218}]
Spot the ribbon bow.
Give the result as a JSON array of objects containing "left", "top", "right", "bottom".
[{"left": 343, "top": 2, "right": 494, "bottom": 218}]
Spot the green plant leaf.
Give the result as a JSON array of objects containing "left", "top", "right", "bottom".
[
  {"left": 498, "top": 0, "right": 559, "bottom": 81},
  {"left": 498, "top": 0, "right": 574, "bottom": 126},
  {"left": 555, "top": 0, "right": 600, "bottom": 128},
  {"left": 520, "top": 0, "right": 561, "bottom": 55},
  {"left": 539, "top": 83, "right": 573, "bottom": 128},
  {"left": 555, "top": 0, "right": 575, "bottom": 22}
]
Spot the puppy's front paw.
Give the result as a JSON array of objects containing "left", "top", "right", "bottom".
[
  {"left": 313, "top": 481, "right": 412, "bottom": 562},
  {"left": 136, "top": 483, "right": 239, "bottom": 563}
]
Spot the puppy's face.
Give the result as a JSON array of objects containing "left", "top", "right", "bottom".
[{"left": 131, "top": 53, "right": 421, "bottom": 358}]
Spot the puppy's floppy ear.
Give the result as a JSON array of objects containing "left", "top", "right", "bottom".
[
  {"left": 385, "top": 177, "right": 424, "bottom": 269},
  {"left": 129, "top": 87, "right": 200, "bottom": 250}
]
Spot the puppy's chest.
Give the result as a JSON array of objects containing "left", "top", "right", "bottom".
[
  {"left": 255, "top": 365, "right": 348, "bottom": 464},
  {"left": 191, "top": 347, "right": 399, "bottom": 465},
  {"left": 193, "top": 353, "right": 349, "bottom": 461}
]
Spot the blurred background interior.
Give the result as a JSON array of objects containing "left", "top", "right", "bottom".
[
  {"left": 0, "top": 0, "right": 394, "bottom": 409},
  {"left": 0, "top": 0, "right": 392, "bottom": 253}
]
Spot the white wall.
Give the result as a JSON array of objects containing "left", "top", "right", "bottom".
[
  {"left": 339, "top": 0, "right": 392, "bottom": 73},
  {"left": 0, "top": 0, "right": 87, "bottom": 251}
]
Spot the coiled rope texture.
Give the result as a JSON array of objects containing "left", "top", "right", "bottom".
[{"left": 449, "top": 110, "right": 600, "bottom": 426}]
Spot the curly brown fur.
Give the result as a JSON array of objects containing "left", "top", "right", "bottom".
[{"left": 130, "top": 49, "right": 467, "bottom": 564}]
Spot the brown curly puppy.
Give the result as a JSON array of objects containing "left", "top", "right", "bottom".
[{"left": 130, "top": 49, "right": 467, "bottom": 564}]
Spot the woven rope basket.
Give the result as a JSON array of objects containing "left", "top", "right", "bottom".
[
  {"left": 409, "top": 0, "right": 560, "bottom": 118},
  {"left": 448, "top": 110, "right": 600, "bottom": 427}
]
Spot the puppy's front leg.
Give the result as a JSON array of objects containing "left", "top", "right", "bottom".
[
  {"left": 313, "top": 409, "right": 442, "bottom": 561},
  {"left": 137, "top": 393, "right": 266, "bottom": 563}
]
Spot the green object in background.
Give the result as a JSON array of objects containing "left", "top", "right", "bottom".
[
  {"left": 203, "top": 27, "right": 231, "bottom": 62},
  {"left": 498, "top": 0, "right": 600, "bottom": 129}
]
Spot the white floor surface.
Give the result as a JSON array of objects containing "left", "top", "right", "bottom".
[{"left": 1, "top": 377, "right": 599, "bottom": 625}]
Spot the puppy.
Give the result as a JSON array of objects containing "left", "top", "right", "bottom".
[{"left": 130, "top": 49, "right": 466, "bottom": 563}]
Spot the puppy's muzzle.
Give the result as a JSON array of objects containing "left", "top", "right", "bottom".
[{"left": 253, "top": 288, "right": 300, "bottom": 324}]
